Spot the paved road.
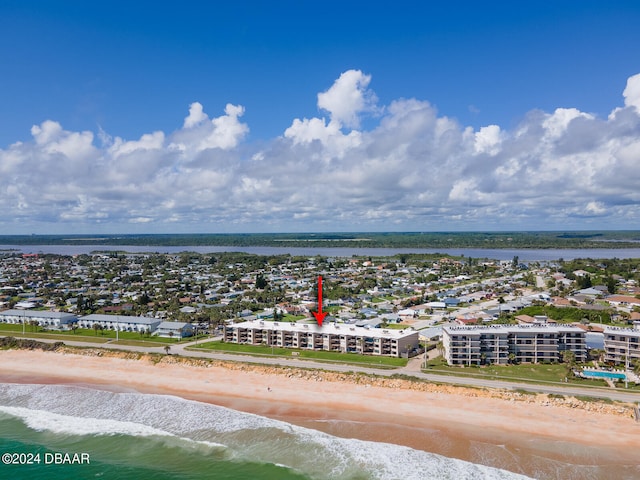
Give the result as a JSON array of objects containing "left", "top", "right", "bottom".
[{"left": 3, "top": 334, "right": 640, "bottom": 404}]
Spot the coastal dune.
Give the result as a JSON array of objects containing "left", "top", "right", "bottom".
[{"left": 1, "top": 348, "right": 638, "bottom": 479}]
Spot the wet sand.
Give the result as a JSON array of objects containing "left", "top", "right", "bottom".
[{"left": 0, "top": 349, "right": 638, "bottom": 479}]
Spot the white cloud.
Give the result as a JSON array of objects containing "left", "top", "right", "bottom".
[
  {"left": 542, "top": 107, "right": 594, "bottom": 139},
  {"left": 317, "top": 69, "right": 376, "bottom": 128},
  {"left": 109, "top": 131, "right": 165, "bottom": 157},
  {"left": 172, "top": 103, "right": 249, "bottom": 153},
  {"left": 283, "top": 69, "right": 374, "bottom": 155},
  {"left": 183, "top": 102, "right": 208, "bottom": 128},
  {"left": 623, "top": 73, "right": 640, "bottom": 110},
  {"left": 1, "top": 70, "right": 640, "bottom": 233},
  {"left": 474, "top": 125, "right": 502, "bottom": 155},
  {"left": 30, "top": 120, "right": 96, "bottom": 161}
]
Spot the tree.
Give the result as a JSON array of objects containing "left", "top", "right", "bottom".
[
  {"left": 523, "top": 272, "right": 535, "bottom": 287},
  {"left": 562, "top": 350, "right": 576, "bottom": 375},
  {"left": 577, "top": 275, "right": 592, "bottom": 289},
  {"left": 255, "top": 273, "right": 268, "bottom": 290},
  {"left": 138, "top": 292, "right": 150, "bottom": 306},
  {"left": 164, "top": 345, "right": 171, "bottom": 355},
  {"left": 76, "top": 295, "right": 84, "bottom": 312}
]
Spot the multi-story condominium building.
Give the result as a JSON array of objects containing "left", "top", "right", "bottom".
[
  {"left": 442, "top": 324, "right": 586, "bottom": 366},
  {"left": 0, "top": 309, "right": 78, "bottom": 329},
  {"left": 604, "top": 326, "right": 640, "bottom": 366},
  {"left": 78, "top": 314, "right": 161, "bottom": 333},
  {"left": 223, "top": 320, "right": 420, "bottom": 358}
]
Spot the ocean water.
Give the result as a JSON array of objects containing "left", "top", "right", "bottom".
[{"left": 0, "top": 384, "right": 529, "bottom": 480}]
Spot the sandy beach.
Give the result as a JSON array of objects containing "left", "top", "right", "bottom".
[{"left": 1, "top": 347, "right": 639, "bottom": 478}]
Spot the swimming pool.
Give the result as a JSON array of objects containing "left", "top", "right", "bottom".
[{"left": 582, "top": 370, "right": 626, "bottom": 380}]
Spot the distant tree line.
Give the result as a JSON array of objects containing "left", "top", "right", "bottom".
[{"left": 2, "top": 231, "right": 640, "bottom": 249}]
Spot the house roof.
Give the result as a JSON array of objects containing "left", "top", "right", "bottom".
[
  {"left": 606, "top": 295, "right": 640, "bottom": 305},
  {"left": 157, "top": 321, "right": 192, "bottom": 330}
]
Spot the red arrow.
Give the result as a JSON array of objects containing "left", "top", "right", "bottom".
[{"left": 312, "top": 275, "right": 327, "bottom": 326}]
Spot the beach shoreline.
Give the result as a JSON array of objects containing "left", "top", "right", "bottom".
[{"left": 1, "top": 348, "right": 639, "bottom": 478}]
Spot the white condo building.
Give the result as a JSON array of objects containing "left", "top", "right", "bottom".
[
  {"left": 224, "top": 320, "right": 419, "bottom": 358},
  {"left": 604, "top": 326, "right": 640, "bottom": 365},
  {"left": 443, "top": 324, "right": 586, "bottom": 366},
  {"left": 0, "top": 309, "right": 77, "bottom": 329},
  {"left": 78, "top": 314, "right": 161, "bottom": 333}
]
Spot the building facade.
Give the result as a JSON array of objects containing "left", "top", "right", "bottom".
[
  {"left": 0, "top": 309, "right": 77, "bottom": 329},
  {"left": 443, "top": 324, "right": 586, "bottom": 366},
  {"left": 223, "top": 320, "right": 419, "bottom": 358},
  {"left": 154, "top": 321, "right": 194, "bottom": 339},
  {"left": 78, "top": 314, "right": 161, "bottom": 333},
  {"left": 604, "top": 326, "right": 640, "bottom": 366}
]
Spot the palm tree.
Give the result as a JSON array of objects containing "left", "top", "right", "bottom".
[
  {"left": 164, "top": 345, "right": 171, "bottom": 355},
  {"left": 562, "top": 350, "right": 577, "bottom": 376}
]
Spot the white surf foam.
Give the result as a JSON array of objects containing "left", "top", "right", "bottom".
[{"left": 0, "top": 383, "right": 531, "bottom": 480}]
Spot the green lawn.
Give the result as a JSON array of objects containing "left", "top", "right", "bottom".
[
  {"left": 424, "top": 358, "right": 610, "bottom": 387},
  {"left": 324, "top": 306, "right": 342, "bottom": 314},
  {"left": 110, "top": 339, "right": 167, "bottom": 347},
  {"left": 0, "top": 323, "right": 203, "bottom": 344},
  {"left": 0, "top": 328, "right": 110, "bottom": 344},
  {"left": 382, "top": 323, "right": 409, "bottom": 330},
  {"left": 61, "top": 327, "right": 176, "bottom": 342},
  {"left": 191, "top": 341, "right": 407, "bottom": 367}
]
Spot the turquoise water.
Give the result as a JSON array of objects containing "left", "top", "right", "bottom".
[
  {"left": 0, "top": 426, "right": 306, "bottom": 480},
  {"left": 0, "top": 384, "right": 528, "bottom": 480},
  {"left": 582, "top": 370, "right": 626, "bottom": 379}
]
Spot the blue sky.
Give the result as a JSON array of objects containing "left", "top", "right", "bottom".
[{"left": 1, "top": 1, "right": 640, "bottom": 234}]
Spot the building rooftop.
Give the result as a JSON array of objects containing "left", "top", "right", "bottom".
[
  {"left": 604, "top": 326, "right": 640, "bottom": 335},
  {"left": 229, "top": 319, "right": 417, "bottom": 339},
  {"left": 0, "top": 309, "right": 77, "bottom": 320},
  {"left": 443, "top": 324, "right": 585, "bottom": 335},
  {"left": 79, "top": 314, "right": 159, "bottom": 325}
]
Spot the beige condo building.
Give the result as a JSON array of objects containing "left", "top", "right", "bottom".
[
  {"left": 604, "top": 327, "right": 640, "bottom": 365},
  {"left": 443, "top": 324, "right": 586, "bottom": 366},
  {"left": 223, "top": 320, "right": 420, "bottom": 358}
]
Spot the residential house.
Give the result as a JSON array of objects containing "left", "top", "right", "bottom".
[{"left": 154, "top": 321, "right": 194, "bottom": 339}]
